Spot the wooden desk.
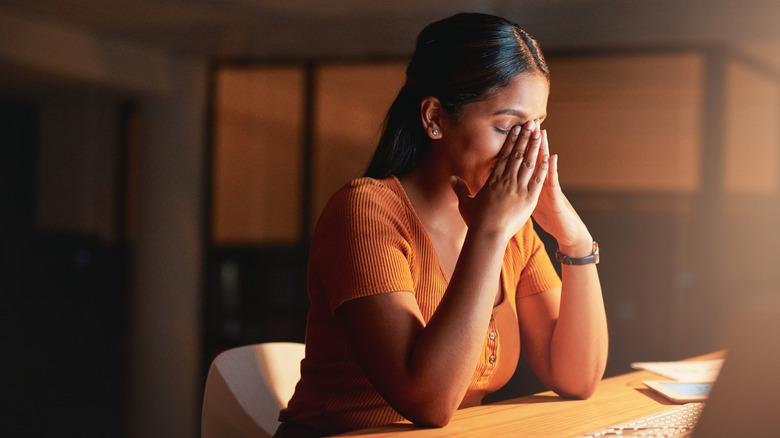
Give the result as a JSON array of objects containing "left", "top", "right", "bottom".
[{"left": 339, "top": 352, "right": 724, "bottom": 437}]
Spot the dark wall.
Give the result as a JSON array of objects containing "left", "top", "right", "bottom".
[{"left": 1, "top": 97, "right": 129, "bottom": 438}]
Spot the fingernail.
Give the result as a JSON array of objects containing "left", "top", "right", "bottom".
[
  {"left": 543, "top": 154, "right": 549, "bottom": 163},
  {"left": 512, "top": 125, "right": 522, "bottom": 135},
  {"left": 527, "top": 120, "right": 536, "bottom": 131},
  {"left": 532, "top": 130, "right": 541, "bottom": 139}
]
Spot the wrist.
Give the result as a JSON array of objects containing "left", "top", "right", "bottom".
[
  {"left": 558, "top": 233, "right": 594, "bottom": 258},
  {"left": 461, "top": 227, "right": 513, "bottom": 271},
  {"left": 467, "top": 217, "right": 520, "bottom": 247},
  {"left": 467, "top": 226, "right": 513, "bottom": 249}
]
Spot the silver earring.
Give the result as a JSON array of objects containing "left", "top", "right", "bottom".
[{"left": 432, "top": 129, "right": 439, "bottom": 136}]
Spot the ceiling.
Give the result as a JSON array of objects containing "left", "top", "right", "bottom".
[{"left": 2, "top": 0, "right": 779, "bottom": 67}]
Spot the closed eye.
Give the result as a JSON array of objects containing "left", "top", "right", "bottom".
[{"left": 494, "top": 127, "right": 510, "bottom": 135}]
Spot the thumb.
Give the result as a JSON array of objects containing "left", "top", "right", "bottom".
[{"left": 450, "top": 176, "right": 472, "bottom": 202}]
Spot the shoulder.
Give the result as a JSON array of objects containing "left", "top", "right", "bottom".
[
  {"left": 332, "top": 176, "right": 405, "bottom": 204},
  {"left": 311, "top": 176, "right": 416, "bottom": 248},
  {"left": 506, "top": 219, "right": 541, "bottom": 258},
  {"left": 504, "top": 219, "right": 552, "bottom": 277},
  {"left": 322, "top": 176, "right": 410, "bottom": 223},
  {"left": 506, "top": 220, "right": 562, "bottom": 298},
  {"left": 309, "top": 178, "right": 419, "bottom": 312}
]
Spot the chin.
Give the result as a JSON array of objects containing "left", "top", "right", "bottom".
[
  {"left": 457, "top": 169, "right": 490, "bottom": 193},
  {"left": 475, "top": 172, "right": 491, "bottom": 190}
]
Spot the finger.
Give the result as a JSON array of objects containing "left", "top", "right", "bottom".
[
  {"left": 529, "top": 154, "right": 550, "bottom": 193},
  {"left": 450, "top": 175, "right": 473, "bottom": 201},
  {"left": 517, "top": 125, "right": 543, "bottom": 186},
  {"left": 502, "top": 120, "right": 536, "bottom": 178},
  {"left": 548, "top": 154, "right": 561, "bottom": 189},
  {"left": 539, "top": 129, "right": 550, "bottom": 164},
  {"left": 539, "top": 130, "right": 557, "bottom": 186},
  {"left": 491, "top": 124, "right": 523, "bottom": 179}
]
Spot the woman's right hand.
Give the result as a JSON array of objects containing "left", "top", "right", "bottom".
[{"left": 451, "top": 120, "right": 549, "bottom": 241}]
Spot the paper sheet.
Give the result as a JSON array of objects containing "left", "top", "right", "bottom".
[{"left": 630, "top": 359, "right": 724, "bottom": 382}]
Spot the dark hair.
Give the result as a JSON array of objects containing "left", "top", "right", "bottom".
[{"left": 364, "top": 13, "right": 549, "bottom": 179}]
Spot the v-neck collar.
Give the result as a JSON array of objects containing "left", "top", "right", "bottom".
[{"left": 384, "top": 175, "right": 507, "bottom": 308}]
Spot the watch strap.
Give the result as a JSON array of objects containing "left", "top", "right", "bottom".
[{"left": 556, "top": 241, "right": 599, "bottom": 265}]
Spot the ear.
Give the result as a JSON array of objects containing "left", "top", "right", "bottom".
[{"left": 420, "top": 96, "right": 444, "bottom": 139}]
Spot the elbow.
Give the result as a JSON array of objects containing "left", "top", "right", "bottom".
[
  {"left": 380, "top": 377, "right": 465, "bottom": 428},
  {"left": 402, "top": 397, "right": 457, "bottom": 428},
  {"left": 552, "top": 377, "right": 600, "bottom": 400},
  {"left": 548, "top": 356, "right": 606, "bottom": 400},
  {"left": 410, "top": 413, "right": 453, "bottom": 429},
  {"left": 407, "top": 405, "right": 455, "bottom": 428},
  {"left": 555, "top": 384, "right": 597, "bottom": 400}
]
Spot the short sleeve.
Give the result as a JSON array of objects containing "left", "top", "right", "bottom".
[
  {"left": 309, "top": 179, "right": 416, "bottom": 313},
  {"left": 510, "top": 221, "right": 562, "bottom": 298}
]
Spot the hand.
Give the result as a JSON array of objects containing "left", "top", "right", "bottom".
[
  {"left": 532, "top": 130, "right": 593, "bottom": 256},
  {"left": 451, "top": 120, "right": 550, "bottom": 242}
]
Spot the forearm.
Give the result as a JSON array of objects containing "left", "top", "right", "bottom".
[
  {"left": 548, "top": 262, "right": 608, "bottom": 398},
  {"left": 399, "top": 229, "right": 507, "bottom": 424},
  {"left": 347, "top": 118, "right": 547, "bottom": 425}
]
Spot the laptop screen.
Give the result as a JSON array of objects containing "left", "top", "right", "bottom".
[{"left": 692, "top": 292, "right": 780, "bottom": 436}]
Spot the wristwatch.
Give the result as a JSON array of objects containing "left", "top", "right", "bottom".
[{"left": 556, "top": 241, "right": 599, "bottom": 265}]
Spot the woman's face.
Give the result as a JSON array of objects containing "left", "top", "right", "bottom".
[{"left": 438, "top": 73, "right": 550, "bottom": 191}]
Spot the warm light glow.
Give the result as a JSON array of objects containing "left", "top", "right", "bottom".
[
  {"left": 212, "top": 66, "right": 305, "bottom": 245},
  {"left": 545, "top": 53, "right": 705, "bottom": 193},
  {"left": 723, "top": 59, "right": 780, "bottom": 194},
  {"left": 312, "top": 62, "right": 406, "bottom": 224}
]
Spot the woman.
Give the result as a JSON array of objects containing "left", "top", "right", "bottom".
[{"left": 277, "top": 12, "right": 608, "bottom": 437}]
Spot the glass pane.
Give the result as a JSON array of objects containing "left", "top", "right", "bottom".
[
  {"left": 723, "top": 59, "right": 780, "bottom": 194},
  {"left": 312, "top": 62, "right": 406, "bottom": 224},
  {"left": 545, "top": 52, "right": 705, "bottom": 193},
  {"left": 212, "top": 66, "right": 304, "bottom": 244}
]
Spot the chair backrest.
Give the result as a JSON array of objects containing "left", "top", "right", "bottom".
[{"left": 201, "top": 342, "right": 305, "bottom": 438}]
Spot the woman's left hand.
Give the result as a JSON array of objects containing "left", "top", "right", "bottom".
[{"left": 531, "top": 130, "right": 593, "bottom": 256}]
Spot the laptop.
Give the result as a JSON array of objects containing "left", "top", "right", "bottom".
[
  {"left": 690, "top": 291, "right": 780, "bottom": 436},
  {"left": 578, "top": 291, "right": 780, "bottom": 437}
]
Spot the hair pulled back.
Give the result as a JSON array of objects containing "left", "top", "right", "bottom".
[{"left": 364, "top": 12, "right": 549, "bottom": 179}]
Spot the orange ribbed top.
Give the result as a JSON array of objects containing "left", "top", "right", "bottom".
[{"left": 279, "top": 176, "right": 561, "bottom": 435}]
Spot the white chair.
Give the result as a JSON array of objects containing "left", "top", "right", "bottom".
[{"left": 201, "top": 342, "right": 305, "bottom": 438}]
